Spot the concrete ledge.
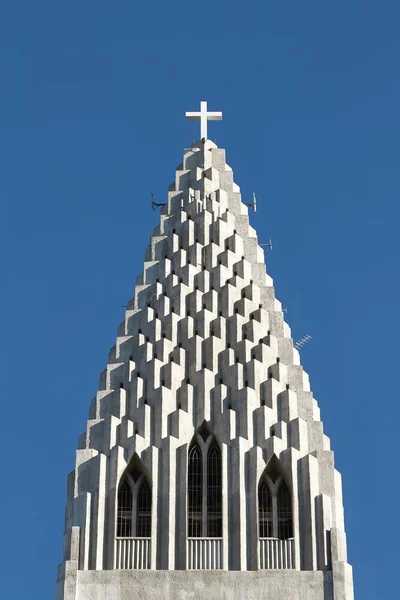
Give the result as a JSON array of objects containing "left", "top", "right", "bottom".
[{"left": 77, "top": 569, "right": 333, "bottom": 600}]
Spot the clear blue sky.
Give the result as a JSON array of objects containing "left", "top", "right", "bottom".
[{"left": 0, "top": 2, "right": 398, "bottom": 598}]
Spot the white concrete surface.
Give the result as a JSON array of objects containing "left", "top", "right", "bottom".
[{"left": 56, "top": 138, "right": 354, "bottom": 600}]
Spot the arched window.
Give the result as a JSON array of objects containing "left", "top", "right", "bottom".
[
  {"left": 117, "top": 480, "right": 133, "bottom": 537},
  {"left": 137, "top": 480, "right": 152, "bottom": 537},
  {"left": 117, "top": 472, "right": 152, "bottom": 538},
  {"left": 277, "top": 480, "right": 293, "bottom": 540},
  {"left": 188, "top": 445, "right": 203, "bottom": 537},
  {"left": 188, "top": 429, "right": 222, "bottom": 538},
  {"left": 258, "top": 481, "right": 273, "bottom": 538},
  {"left": 207, "top": 445, "right": 222, "bottom": 537},
  {"left": 258, "top": 461, "right": 293, "bottom": 540}
]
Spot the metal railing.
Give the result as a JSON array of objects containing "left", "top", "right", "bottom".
[
  {"left": 115, "top": 537, "right": 151, "bottom": 569},
  {"left": 259, "top": 538, "right": 295, "bottom": 569},
  {"left": 187, "top": 538, "right": 223, "bottom": 569}
]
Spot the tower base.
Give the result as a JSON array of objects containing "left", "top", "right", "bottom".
[{"left": 57, "top": 562, "right": 354, "bottom": 600}]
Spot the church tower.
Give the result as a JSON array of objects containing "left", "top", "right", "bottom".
[{"left": 57, "top": 103, "right": 354, "bottom": 600}]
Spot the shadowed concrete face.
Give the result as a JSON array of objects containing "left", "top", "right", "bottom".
[{"left": 56, "top": 138, "right": 354, "bottom": 600}]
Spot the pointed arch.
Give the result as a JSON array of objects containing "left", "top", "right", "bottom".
[
  {"left": 258, "top": 456, "right": 293, "bottom": 540},
  {"left": 197, "top": 420, "right": 212, "bottom": 442},
  {"left": 258, "top": 480, "right": 273, "bottom": 538},
  {"left": 137, "top": 480, "right": 152, "bottom": 537},
  {"left": 116, "top": 455, "right": 152, "bottom": 538},
  {"left": 188, "top": 444, "right": 203, "bottom": 537},
  {"left": 277, "top": 479, "right": 293, "bottom": 540},
  {"left": 207, "top": 444, "right": 222, "bottom": 537},
  {"left": 187, "top": 428, "right": 222, "bottom": 538},
  {"left": 117, "top": 479, "right": 133, "bottom": 537},
  {"left": 125, "top": 452, "right": 151, "bottom": 484},
  {"left": 265, "top": 454, "right": 282, "bottom": 483}
]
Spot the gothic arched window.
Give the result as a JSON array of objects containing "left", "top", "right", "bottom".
[
  {"left": 137, "top": 480, "right": 152, "bottom": 537},
  {"left": 258, "top": 462, "right": 293, "bottom": 540},
  {"left": 117, "top": 480, "right": 133, "bottom": 537},
  {"left": 188, "top": 430, "right": 222, "bottom": 538},
  {"left": 277, "top": 480, "right": 293, "bottom": 540},
  {"left": 188, "top": 445, "right": 203, "bottom": 537},
  {"left": 207, "top": 445, "right": 222, "bottom": 537},
  {"left": 258, "top": 481, "right": 273, "bottom": 538},
  {"left": 117, "top": 473, "right": 152, "bottom": 538}
]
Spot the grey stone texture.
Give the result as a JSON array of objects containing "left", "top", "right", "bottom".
[
  {"left": 74, "top": 570, "right": 336, "bottom": 600},
  {"left": 56, "top": 139, "right": 354, "bottom": 599}
]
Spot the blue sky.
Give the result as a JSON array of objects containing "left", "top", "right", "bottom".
[{"left": 0, "top": 2, "right": 399, "bottom": 598}]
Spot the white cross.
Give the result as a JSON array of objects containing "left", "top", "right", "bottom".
[{"left": 185, "top": 101, "right": 223, "bottom": 140}]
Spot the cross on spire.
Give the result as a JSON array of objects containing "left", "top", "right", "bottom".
[{"left": 185, "top": 101, "right": 223, "bottom": 140}]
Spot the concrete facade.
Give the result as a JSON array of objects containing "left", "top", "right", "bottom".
[{"left": 56, "top": 139, "right": 354, "bottom": 599}]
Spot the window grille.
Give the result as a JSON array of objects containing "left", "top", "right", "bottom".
[
  {"left": 258, "top": 481, "right": 273, "bottom": 538},
  {"left": 258, "top": 464, "right": 293, "bottom": 541},
  {"left": 188, "top": 445, "right": 203, "bottom": 537},
  {"left": 277, "top": 480, "right": 293, "bottom": 540},
  {"left": 117, "top": 480, "right": 133, "bottom": 537},
  {"left": 137, "top": 481, "right": 152, "bottom": 537},
  {"left": 117, "top": 471, "right": 152, "bottom": 538},
  {"left": 207, "top": 445, "right": 222, "bottom": 537},
  {"left": 188, "top": 433, "right": 222, "bottom": 538}
]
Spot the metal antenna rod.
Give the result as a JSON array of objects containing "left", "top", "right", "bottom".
[
  {"left": 151, "top": 193, "right": 166, "bottom": 210},
  {"left": 260, "top": 239, "right": 273, "bottom": 250},
  {"left": 244, "top": 192, "right": 257, "bottom": 213},
  {"left": 294, "top": 334, "right": 312, "bottom": 350}
]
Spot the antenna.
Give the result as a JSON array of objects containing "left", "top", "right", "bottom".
[
  {"left": 244, "top": 192, "right": 257, "bottom": 213},
  {"left": 294, "top": 334, "right": 312, "bottom": 350},
  {"left": 151, "top": 193, "right": 166, "bottom": 210},
  {"left": 260, "top": 239, "right": 273, "bottom": 251}
]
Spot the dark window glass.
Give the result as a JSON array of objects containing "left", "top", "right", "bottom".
[
  {"left": 258, "top": 481, "right": 273, "bottom": 538},
  {"left": 117, "top": 480, "right": 132, "bottom": 537},
  {"left": 277, "top": 480, "right": 293, "bottom": 540},
  {"left": 207, "top": 445, "right": 222, "bottom": 537},
  {"left": 268, "top": 468, "right": 280, "bottom": 484},
  {"left": 136, "top": 481, "right": 152, "bottom": 537},
  {"left": 188, "top": 445, "right": 203, "bottom": 537}
]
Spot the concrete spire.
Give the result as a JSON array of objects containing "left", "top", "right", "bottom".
[{"left": 56, "top": 136, "right": 354, "bottom": 600}]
